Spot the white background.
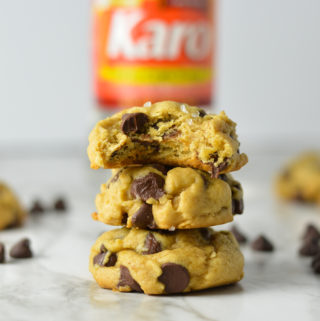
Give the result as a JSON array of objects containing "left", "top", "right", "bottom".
[{"left": 0, "top": 0, "right": 320, "bottom": 149}]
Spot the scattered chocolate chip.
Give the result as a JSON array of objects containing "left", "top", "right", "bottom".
[
  {"left": 121, "top": 113, "right": 149, "bottom": 135},
  {"left": 121, "top": 213, "right": 128, "bottom": 225},
  {"left": 54, "top": 198, "right": 67, "bottom": 211},
  {"left": 118, "top": 265, "right": 143, "bottom": 292},
  {"left": 198, "top": 109, "right": 207, "bottom": 117},
  {"left": 93, "top": 245, "right": 117, "bottom": 267},
  {"left": 311, "top": 252, "right": 320, "bottom": 274},
  {"left": 143, "top": 233, "right": 162, "bottom": 254},
  {"left": 230, "top": 226, "right": 247, "bottom": 244},
  {"left": 0, "top": 243, "right": 5, "bottom": 263},
  {"left": 131, "top": 173, "right": 165, "bottom": 201},
  {"left": 158, "top": 263, "right": 190, "bottom": 294},
  {"left": 302, "top": 224, "right": 320, "bottom": 242},
  {"left": 200, "top": 228, "right": 213, "bottom": 242},
  {"left": 131, "top": 138, "right": 160, "bottom": 151},
  {"left": 131, "top": 203, "right": 156, "bottom": 229},
  {"left": 149, "top": 164, "right": 172, "bottom": 175},
  {"left": 9, "top": 238, "right": 33, "bottom": 258},
  {"left": 251, "top": 235, "right": 274, "bottom": 252},
  {"left": 232, "top": 199, "right": 244, "bottom": 215},
  {"left": 299, "top": 238, "right": 320, "bottom": 257},
  {"left": 29, "top": 200, "right": 45, "bottom": 214}
]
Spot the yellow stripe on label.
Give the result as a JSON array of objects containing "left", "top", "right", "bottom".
[{"left": 99, "top": 66, "right": 212, "bottom": 85}]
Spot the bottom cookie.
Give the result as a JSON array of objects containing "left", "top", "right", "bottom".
[{"left": 89, "top": 227, "right": 244, "bottom": 295}]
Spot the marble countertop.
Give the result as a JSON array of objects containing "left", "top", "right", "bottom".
[{"left": 1, "top": 149, "right": 320, "bottom": 321}]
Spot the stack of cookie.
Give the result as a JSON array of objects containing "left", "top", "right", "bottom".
[{"left": 87, "top": 101, "right": 248, "bottom": 294}]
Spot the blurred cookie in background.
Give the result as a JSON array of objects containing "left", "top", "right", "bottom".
[
  {"left": 275, "top": 152, "right": 320, "bottom": 205},
  {"left": 0, "top": 182, "right": 26, "bottom": 230}
]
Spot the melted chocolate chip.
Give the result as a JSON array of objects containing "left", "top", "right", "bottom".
[
  {"left": 200, "top": 228, "right": 213, "bottom": 242},
  {"left": 121, "top": 113, "right": 149, "bottom": 135},
  {"left": 230, "top": 226, "right": 247, "bottom": 244},
  {"left": 131, "top": 173, "right": 165, "bottom": 201},
  {"left": 131, "top": 203, "right": 156, "bottom": 229},
  {"left": 9, "top": 238, "right": 33, "bottom": 258},
  {"left": 251, "top": 235, "right": 274, "bottom": 252},
  {"left": 0, "top": 243, "right": 5, "bottom": 263},
  {"left": 162, "top": 129, "right": 180, "bottom": 139},
  {"left": 201, "top": 174, "right": 210, "bottom": 189},
  {"left": 219, "top": 174, "right": 228, "bottom": 182},
  {"left": 121, "top": 213, "right": 128, "bottom": 225},
  {"left": 232, "top": 199, "right": 244, "bottom": 215},
  {"left": 210, "top": 160, "right": 229, "bottom": 179},
  {"left": 118, "top": 265, "right": 142, "bottom": 292},
  {"left": 150, "top": 164, "right": 172, "bottom": 175},
  {"left": 93, "top": 245, "right": 117, "bottom": 267},
  {"left": 158, "top": 263, "right": 190, "bottom": 294},
  {"left": 110, "top": 169, "right": 124, "bottom": 184},
  {"left": 143, "top": 233, "right": 162, "bottom": 255}
]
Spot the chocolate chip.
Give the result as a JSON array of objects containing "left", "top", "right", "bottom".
[
  {"left": 299, "top": 238, "right": 320, "bottom": 257},
  {"left": 201, "top": 174, "right": 210, "bottom": 189},
  {"left": 0, "top": 243, "right": 5, "bottom": 263},
  {"left": 162, "top": 129, "right": 180, "bottom": 139},
  {"left": 121, "top": 113, "right": 149, "bottom": 135},
  {"left": 311, "top": 252, "right": 320, "bottom": 274},
  {"left": 302, "top": 224, "right": 320, "bottom": 242},
  {"left": 200, "top": 228, "right": 213, "bottom": 242},
  {"left": 219, "top": 174, "right": 228, "bottom": 182},
  {"left": 199, "top": 109, "right": 207, "bottom": 117},
  {"left": 293, "top": 191, "right": 306, "bottom": 202},
  {"left": 110, "top": 169, "right": 124, "bottom": 184},
  {"left": 131, "top": 203, "right": 156, "bottom": 229},
  {"left": 143, "top": 233, "right": 162, "bottom": 255},
  {"left": 230, "top": 226, "right": 247, "bottom": 244},
  {"left": 131, "top": 173, "right": 165, "bottom": 201},
  {"left": 93, "top": 245, "right": 117, "bottom": 267},
  {"left": 158, "top": 263, "right": 190, "bottom": 294},
  {"left": 29, "top": 200, "right": 45, "bottom": 214},
  {"left": 210, "top": 160, "right": 229, "bottom": 179},
  {"left": 232, "top": 199, "right": 244, "bottom": 215},
  {"left": 54, "top": 198, "right": 67, "bottom": 211},
  {"left": 121, "top": 213, "right": 128, "bottom": 225},
  {"left": 251, "top": 235, "right": 274, "bottom": 252},
  {"left": 9, "top": 238, "right": 33, "bottom": 258},
  {"left": 149, "top": 164, "right": 172, "bottom": 175},
  {"left": 118, "top": 265, "right": 143, "bottom": 292}
]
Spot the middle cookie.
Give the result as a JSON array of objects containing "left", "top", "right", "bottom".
[{"left": 93, "top": 165, "right": 243, "bottom": 230}]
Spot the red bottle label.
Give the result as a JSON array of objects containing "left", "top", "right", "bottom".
[{"left": 93, "top": 0, "right": 214, "bottom": 109}]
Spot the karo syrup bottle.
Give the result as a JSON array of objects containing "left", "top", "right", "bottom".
[{"left": 92, "top": 0, "right": 215, "bottom": 112}]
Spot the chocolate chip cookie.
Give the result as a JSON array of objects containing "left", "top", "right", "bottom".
[
  {"left": 93, "top": 165, "right": 244, "bottom": 230},
  {"left": 275, "top": 152, "right": 320, "bottom": 204},
  {"left": 88, "top": 101, "right": 248, "bottom": 177},
  {"left": 0, "top": 182, "right": 26, "bottom": 230},
  {"left": 89, "top": 227, "right": 244, "bottom": 294}
]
